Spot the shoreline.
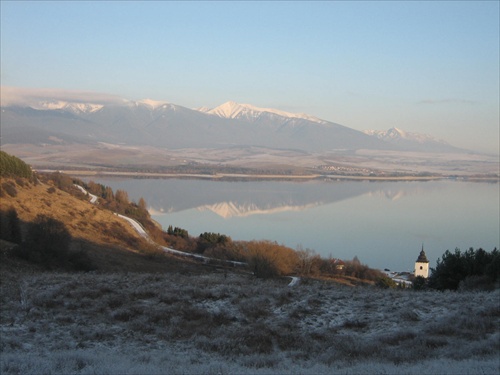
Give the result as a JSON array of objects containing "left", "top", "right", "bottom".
[{"left": 37, "top": 169, "right": 499, "bottom": 182}]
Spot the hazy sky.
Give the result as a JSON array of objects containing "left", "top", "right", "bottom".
[{"left": 1, "top": 1, "right": 499, "bottom": 154}]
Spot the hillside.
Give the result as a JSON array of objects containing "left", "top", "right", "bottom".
[
  {"left": 1, "top": 178, "right": 142, "bottom": 247},
  {"left": 0, "top": 176, "right": 218, "bottom": 273}
]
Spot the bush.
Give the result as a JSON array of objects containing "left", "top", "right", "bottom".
[
  {"left": 412, "top": 276, "right": 428, "bottom": 290},
  {"left": 1, "top": 181, "right": 18, "bottom": 197},
  {"left": 249, "top": 253, "right": 280, "bottom": 278},
  {"left": 376, "top": 276, "right": 397, "bottom": 289},
  {"left": 0, "top": 207, "right": 22, "bottom": 244},
  {"left": 17, "top": 215, "right": 71, "bottom": 267},
  {"left": 47, "top": 172, "right": 73, "bottom": 191},
  {"left": 243, "top": 240, "right": 299, "bottom": 278}
]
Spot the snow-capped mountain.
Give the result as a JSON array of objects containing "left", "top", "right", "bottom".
[
  {"left": 199, "top": 101, "right": 326, "bottom": 124},
  {"left": 2, "top": 94, "right": 390, "bottom": 152},
  {"left": 0, "top": 88, "right": 465, "bottom": 154},
  {"left": 363, "top": 127, "right": 464, "bottom": 153}
]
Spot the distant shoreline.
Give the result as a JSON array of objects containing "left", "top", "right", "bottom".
[{"left": 37, "top": 169, "right": 498, "bottom": 182}]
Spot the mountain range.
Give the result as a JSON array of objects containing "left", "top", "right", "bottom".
[{"left": 0, "top": 93, "right": 465, "bottom": 154}]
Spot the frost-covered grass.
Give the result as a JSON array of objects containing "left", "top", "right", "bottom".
[{"left": 1, "top": 271, "right": 499, "bottom": 374}]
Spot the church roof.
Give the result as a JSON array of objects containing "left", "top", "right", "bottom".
[{"left": 416, "top": 248, "right": 429, "bottom": 263}]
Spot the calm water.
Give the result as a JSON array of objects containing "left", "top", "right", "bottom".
[{"left": 82, "top": 177, "right": 499, "bottom": 272}]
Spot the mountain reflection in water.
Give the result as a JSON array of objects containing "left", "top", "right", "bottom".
[{"left": 82, "top": 178, "right": 499, "bottom": 271}]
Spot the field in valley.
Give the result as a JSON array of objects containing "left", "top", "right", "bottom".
[{"left": 3, "top": 143, "right": 499, "bottom": 179}]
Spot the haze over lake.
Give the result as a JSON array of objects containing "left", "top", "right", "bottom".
[{"left": 83, "top": 178, "right": 499, "bottom": 272}]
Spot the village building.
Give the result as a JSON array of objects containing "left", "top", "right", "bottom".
[
  {"left": 331, "top": 258, "right": 345, "bottom": 270},
  {"left": 414, "top": 246, "right": 430, "bottom": 278}
]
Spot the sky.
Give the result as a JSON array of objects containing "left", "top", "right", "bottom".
[{"left": 1, "top": 1, "right": 499, "bottom": 154}]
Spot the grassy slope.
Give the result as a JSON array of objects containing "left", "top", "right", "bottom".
[
  {"left": 1, "top": 178, "right": 143, "bottom": 246},
  {"left": 0, "top": 178, "right": 214, "bottom": 273}
]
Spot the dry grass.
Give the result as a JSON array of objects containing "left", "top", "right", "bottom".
[
  {"left": 1, "top": 266, "right": 498, "bottom": 374},
  {"left": 0, "top": 178, "right": 145, "bottom": 250}
]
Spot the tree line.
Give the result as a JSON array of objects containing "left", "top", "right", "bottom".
[
  {"left": 425, "top": 247, "right": 499, "bottom": 291},
  {"left": 0, "top": 151, "right": 33, "bottom": 179}
]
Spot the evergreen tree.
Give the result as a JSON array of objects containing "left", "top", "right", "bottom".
[
  {"left": 428, "top": 247, "right": 500, "bottom": 290},
  {"left": 0, "top": 151, "right": 32, "bottom": 179}
]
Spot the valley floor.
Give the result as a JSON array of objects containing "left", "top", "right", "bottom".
[{"left": 1, "top": 270, "right": 499, "bottom": 374}]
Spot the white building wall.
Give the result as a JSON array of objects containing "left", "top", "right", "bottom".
[{"left": 415, "top": 262, "right": 429, "bottom": 278}]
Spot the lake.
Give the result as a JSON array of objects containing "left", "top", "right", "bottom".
[{"left": 81, "top": 177, "right": 499, "bottom": 272}]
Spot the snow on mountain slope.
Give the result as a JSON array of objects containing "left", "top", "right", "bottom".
[
  {"left": 29, "top": 98, "right": 179, "bottom": 114},
  {"left": 31, "top": 101, "right": 104, "bottom": 114},
  {"left": 135, "top": 99, "right": 171, "bottom": 110},
  {"left": 363, "top": 127, "right": 465, "bottom": 153},
  {"left": 201, "top": 101, "right": 326, "bottom": 124},
  {"left": 364, "top": 127, "right": 448, "bottom": 145}
]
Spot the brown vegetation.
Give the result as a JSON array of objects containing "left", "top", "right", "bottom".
[{"left": 0, "top": 177, "right": 146, "bottom": 251}]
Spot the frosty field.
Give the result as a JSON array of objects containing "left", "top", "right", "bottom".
[{"left": 1, "top": 270, "right": 499, "bottom": 374}]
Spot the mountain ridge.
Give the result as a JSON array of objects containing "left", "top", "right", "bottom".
[
  {"left": 1, "top": 90, "right": 468, "bottom": 155},
  {"left": 363, "top": 127, "right": 464, "bottom": 153},
  {"left": 1, "top": 98, "right": 392, "bottom": 152}
]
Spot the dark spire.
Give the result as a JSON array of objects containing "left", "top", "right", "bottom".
[{"left": 416, "top": 245, "right": 429, "bottom": 263}]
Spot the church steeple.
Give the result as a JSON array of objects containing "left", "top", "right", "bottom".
[
  {"left": 416, "top": 244, "right": 429, "bottom": 263},
  {"left": 415, "top": 244, "right": 430, "bottom": 278}
]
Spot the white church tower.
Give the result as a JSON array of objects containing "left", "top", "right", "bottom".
[{"left": 414, "top": 245, "right": 430, "bottom": 278}]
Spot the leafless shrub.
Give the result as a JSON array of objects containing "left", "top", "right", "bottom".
[
  {"left": 111, "top": 306, "right": 142, "bottom": 322},
  {"left": 131, "top": 289, "right": 157, "bottom": 300},
  {"left": 480, "top": 305, "right": 500, "bottom": 318},
  {"left": 18, "top": 280, "right": 30, "bottom": 312},
  {"left": 275, "top": 289, "right": 293, "bottom": 306},
  {"left": 379, "top": 330, "right": 417, "bottom": 346},
  {"left": 274, "top": 330, "right": 302, "bottom": 351},
  {"left": 105, "top": 294, "right": 126, "bottom": 309},
  {"left": 289, "top": 304, "right": 313, "bottom": 320},
  {"left": 239, "top": 298, "right": 271, "bottom": 321},
  {"left": 423, "top": 336, "right": 448, "bottom": 349},
  {"left": 342, "top": 319, "right": 368, "bottom": 330},
  {"left": 14, "top": 177, "right": 26, "bottom": 187},
  {"left": 236, "top": 325, "right": 275, "bottom": 354},
  {"left": 325, "top": 335, "right": 379, "bottom": 363},
  {"left": 400, "top": 309, "right": 420, "bottom": 322},
  {"left": 158, "top": 291, "right": 181, "bottom": 304},
  {"left": 2, "top": 182, "right": 17, "bottom": 197}
]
